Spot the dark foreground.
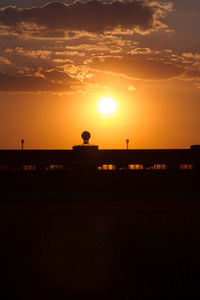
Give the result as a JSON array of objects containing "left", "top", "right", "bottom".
[{"left": 0, "top": 171, "right": 200, "bottom": 299}]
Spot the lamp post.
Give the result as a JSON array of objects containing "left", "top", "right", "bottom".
[
  {"left": 21, "top": 139, "right": 24, "bottom": 150},
  {"left": 126, "top": 139, "right": 129, "bottom": 150}
]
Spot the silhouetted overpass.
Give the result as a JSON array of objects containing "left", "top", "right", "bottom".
[{"left": 0, "top": 145, "right": 199, "bottom": 171}]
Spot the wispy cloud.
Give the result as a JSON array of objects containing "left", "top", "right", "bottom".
[
  {"left": 5, "top": 46, "right": 52, "bottom": 58},
  {"left": 0, "top": 55, "right": 10, "bottom": 64}
]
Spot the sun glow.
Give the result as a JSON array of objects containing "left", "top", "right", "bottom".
[{"left": 98, "top": 96, "right": 117, "bottom": 116}]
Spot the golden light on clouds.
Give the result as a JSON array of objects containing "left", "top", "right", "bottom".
[
  {"left": 0, "top": 1, "right": 200, "bottom": 150},
  {"left": 98, "top": 96, "right": 117, "bottom": 116}
]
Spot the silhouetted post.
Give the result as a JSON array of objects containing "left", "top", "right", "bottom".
[
  {"left": 126, "top": 139, "right": 129, "bottom": 150},
  {"left": 21, "top": 139, "right": 24, "bottom": 150}
]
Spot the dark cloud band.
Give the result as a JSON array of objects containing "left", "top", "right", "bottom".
[
  {"left": 0, "top": 0, "right": 160, "bottom": 33},
  {"left": 0, "top": 70, "right": 81, "bottom": 92},
  {"left": 88, "top": 56, "right": 184, "bottom": 80}
]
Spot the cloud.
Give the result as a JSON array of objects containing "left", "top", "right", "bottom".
[
  {"left": 182, "top": 52, "right": 200, "bottom": 60},
  {"left": 5, "top": 46, "right": 52, "bottom": 59},
  {"left": 0, "top": 0, "right": 171, "bottom": 35},
  {"left": 0, "top": 70, "right": 81, "bottom": 92},
  {"left": 0, "top": 55, "right": 11, "bottom": 64},
  {"left": 0, "top": 0, "right": 74, "bottom": 9},
  {"left": 185, "top": 69, "right": 200, "bottom": 79},
  {"left": 128, "top": 47, "right": 153, "bottom": 55},
  {"left": 42, "top": 69, "right": 74, "bottom": 82},
  {"left": 128, "top": 84, "right": 136, "bottom": 92},
  {"left": 87, "top": 56, "right": 184, "bottom": 80}
]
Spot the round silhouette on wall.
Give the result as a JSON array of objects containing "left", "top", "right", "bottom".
[{"left": 81, "top": 131, "right": 91, "bottom": 144}]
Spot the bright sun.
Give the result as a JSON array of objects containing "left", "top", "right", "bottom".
[{"left": 98, "top": 96, "right": 117, "bottom": 115}]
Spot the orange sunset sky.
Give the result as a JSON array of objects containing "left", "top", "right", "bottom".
[{"left": 0, "top": 0, "right": 200, "bottom": 149}]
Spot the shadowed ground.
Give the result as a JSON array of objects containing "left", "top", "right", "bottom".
[{"left": 0, "top": 189, "right": 200, "bottom": 299}]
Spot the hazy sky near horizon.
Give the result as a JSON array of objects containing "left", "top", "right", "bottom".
[{"left": 0, "top": 0, "right": 200, "bottom": 149}]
